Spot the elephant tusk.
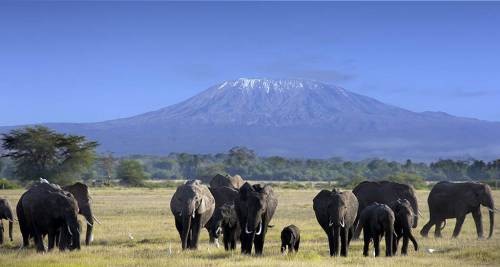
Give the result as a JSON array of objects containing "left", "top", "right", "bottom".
[
  {"left": 255, "top": 222, "right": 263, "bottom": 235},
  {"left": 83, "top": 217, "right": 93, "bottom": 227},
  {"left": 486, "top": 207, "right": 497, "bottom": 213},
  {"left": 328, "top": 220, "right": 334, "bottom": 227},
  {"left": 67, "top": 225, "right": 73, "bottom": 236},
  {"left": 8, "top": 219, "right": 14, "bottom": 223},
  {"left": 245, "top": 224, "right": 253, "bottom": 234},
  {"left": 418, "top": 210, "right": 423, "bottom": 218},
  {"left": 192, "top": 210, "right": 196, "bottom": 218},
  {"left": 215, "top": 239, "right": 220, "bottom": 248},
  {"left": 339, "top": 219, "right": 345, "bottom": 228},
  {"left": 92, "top": 215, "right": 102, "bottom": 225}
]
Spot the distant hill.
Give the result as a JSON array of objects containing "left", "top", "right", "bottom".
[{"left": 2, "top": 78, "right": 499, "bottom": 161}]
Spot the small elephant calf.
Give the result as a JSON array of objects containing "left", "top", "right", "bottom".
[
  {"left": 359, "top": 203, "right": 395, "bottom": 257},
  {"left": 389, "top": 199, "right": 418, "bottom": 255},
  {"left": 281, "top": 225, "right": 300, "bottom": 254}
]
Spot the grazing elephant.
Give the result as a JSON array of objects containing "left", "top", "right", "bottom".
[
  {"left": 17, "top": 182, "right": 81, "bottom": 252},
  {"left": 219, "top": 203, "right": 241, "bottom": 250},
  {"left": 389, "top": 199, "right": 418, "bottom": 255},
  {"left": 420, "top": 181, "right": 495, "bottom": 239},
  {"left": 359, "top": 203, "right": 395, "bottom": 257},
  {"left": 313, "top": 188, "right": 358, "bottom": 256},
  {"left": 206, "top": 186, "right": 239, "bottom": 248},
  {"left": 353, "top": 181, "right": 419, "bottom": 239},
  {"left": 0, "top": 197, "right": 14, "bottom": 244},
  {"left": 170, "top": 180, "right": 215, "bottom": 250},
  {"left": 209, "top": 174, "right": 245, "bottom": 190},
  {"left": 236, "top": 182, "right": 277, "bottom": 255},
  {"left": 280, "top": 225, "right": 300, "bottom": 254},
  {"left": 63, "top": 182, "right": 97, "bottom": 245}
]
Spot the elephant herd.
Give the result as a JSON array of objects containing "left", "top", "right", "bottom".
[
  {"left": 0, "top": 175, "right": 497, "bottom": 257},
  {"left": 0, "top": 179, "right": 98, "bottom": 252}
]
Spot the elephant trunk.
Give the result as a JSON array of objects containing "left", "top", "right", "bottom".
[
  {"left": 81, "top": 206, "right": 94, "bottom": 246},
  {"left": 181, "top": 211, "right": 192, "bottom": 250},
  {"left": 8, "top": 221, "right": 13, "bottom": 242},
  {"left": 488, "top": 207, "right": 494, "bottom": 239}
]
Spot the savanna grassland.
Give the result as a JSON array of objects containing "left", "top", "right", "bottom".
[{"left": 1, "top": 187, "right": 499, "bottom": 267}]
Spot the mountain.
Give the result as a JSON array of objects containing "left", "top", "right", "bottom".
[{"left": 2, "top": 78, "right": 500, "bottom": 161}]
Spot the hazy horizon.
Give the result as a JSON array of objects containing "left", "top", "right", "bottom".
[{"left": 1, "top": 2, "right": 500, "bottom": 126}]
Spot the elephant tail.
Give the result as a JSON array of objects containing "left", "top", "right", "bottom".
[{"left": 439, "top": 220, "right": 446, "bottom": 230}]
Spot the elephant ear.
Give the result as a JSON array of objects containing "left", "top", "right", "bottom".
[
  {"left": 198, "top": 195, "right": 214, "bottom": 215},
  {"left": 239, "top": 182, "right": 254, "bottom": 201}
]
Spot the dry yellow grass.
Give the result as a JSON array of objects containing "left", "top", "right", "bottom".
[{"left": 1, "top": 187, "right": 499, "bottom": 266}]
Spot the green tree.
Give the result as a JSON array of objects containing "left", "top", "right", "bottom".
[
  {"left": 116, "top": 160, "right": 146, "bottom": 186},
  {"left": 1, "top": 126, "right": 98, "bottom": 184}
]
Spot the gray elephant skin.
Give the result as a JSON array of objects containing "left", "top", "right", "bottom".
[
  {"left": 63, "top": 182, "right": 96, "bottom": 245},
  {"left": 236, "top": 182, "right": 278, "bottom": 255},
  {"left": 389, "top": 199, "right": 418, "bottom": 255},
  {"left": 280, "top": 224, "right": 300, "bottom": 254},
  {"left": 209, "top": 174, "right": 245, "bottom": 190},
  {"left": 359, "top": 203, "right": 395, "bottom": 257},
  {"left": 17, "top": 182, "right": 81, "bottom": 252},
  {"left": 170, "top": 180, "right": 215, "bottom": 250},
  {"left": 219, "top": 202, "right": 241, "bottom": 250},
  {"left": 313, "top": 189, "right": 358, "bottom": 256},
  {"left": 420, "top": 181, "right": 495, "bottom": 239},
  {"left": 0, "top": 197, "right": 14, "bottom": 244},
  {"left": 206, "top": 186, "right": 240, "bottom": 249},
  {"left": 353, "top": 181, "right": 419, "bottom": 239}
]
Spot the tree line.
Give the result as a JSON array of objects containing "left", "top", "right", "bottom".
[{"left": 1, "top": 126, "right": 499, "bottom": 188}]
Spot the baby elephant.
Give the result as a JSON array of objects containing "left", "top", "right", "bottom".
[
  {"left": 281, "top": 225, "right": 300, "bottom": 254},
  {"left": 359, "top": 203, "right": 395, "bottom": 257},
  {"left": 389, "top": 199, "right": 418, "bottom": 255}
]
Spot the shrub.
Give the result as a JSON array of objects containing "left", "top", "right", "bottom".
[{"left": 0, "top": 178, "right": 22, "bottom": 189}]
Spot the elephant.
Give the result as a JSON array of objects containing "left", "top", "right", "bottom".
[
  {"left": 17, "top": 182, "right": 81, "bottom": 252},
  {"left": 236, "top": 182, "right": 277, "bottom": 255},
  {"left": 420, "top": 181, "right": 495, "bottom": 239},
  {"left": 389, "top": 199, "right": 418, "bottom": 255},
  {"left": 206, "top": 186, "right": 239, "bottom": 248},
  {"left": 209, "top": 174, "right": 245, "bottom": 190},
  {"left": 280, "top": 224, "right": 300, "bottom": 254},
  {"left": 313, "top": 188, "right": 358, "bottom": 256},
  {"left": 62, "top": 182, "right": 98, "bottom": 246},
  {"left": 353, "top": 181, "right": 419, "bottom": 239},
  {"left": 170, "top": 180, "right": 215, "bottom": 250},
  {"left": 359, "top": 203, "right": 395, "bottom": 257},
  {"left": 0, "top": 197, "right": 14, "bottom": 244},
  {"left": 219, "top": 203, "right": 241, "bottom": 250}
]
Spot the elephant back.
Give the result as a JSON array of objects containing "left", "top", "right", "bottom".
[{"left": 209, "top": 174, "right": 245, "bottom": 190}]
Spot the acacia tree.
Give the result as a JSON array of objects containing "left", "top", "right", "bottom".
[{"left": 1, "top": 126, "right": 98, "bottom": 184}]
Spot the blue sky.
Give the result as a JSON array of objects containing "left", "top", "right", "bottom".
[{"left": 1, "top": 1, "right": 499, "bottom": 126}]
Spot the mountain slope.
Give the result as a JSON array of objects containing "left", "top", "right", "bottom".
[{"left": 1, "top": 78, "right": 499, "bottom": 161}]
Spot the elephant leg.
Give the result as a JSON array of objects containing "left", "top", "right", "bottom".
[
  {"left": 471, "top": 207, "right": 484, "bottom": 238},
  {"left": 254, "top": 232, "right": 265, "bottom": 255},
  {"left": 332, "top": 227, "right": 340, "bottom": 257},
  {"left": 420, "top": 220, "right": 434, "bottom": 237},
  {"left": 47, "top": 229, "right": 56, "bottom": 251},
  {"left": 288, "top": 244, "right": 293, "bottom": 253},
  {"left": 294, "top": 236, "right": 300, "bottom": 252},
  {"left": 452, "top": 215, "right": 466, "bottom": 238},
  {"left": 327, "top": 229, "right": 335, "bottom": 256},
  {"left": 385, "top": 232, "right": 393, "bottom": 257},
  {"left": 362, "top": 230, "right": 370, "bottom": 257},
  {"left": 434, "top": 220, "right": 444, "bottom": 238},
  {"left": 373, "top": 234, "right": 380, "bottom": 257},
  {"left": 190, "top": 217, "right": 202, "bottom": 250},
  {"left": 409, "top": 232, "right": 418, "bottom": 251},
  {"left": 340, "top": 227, "right": 348, "bottom": 257},
  {"left": 32, "top": 225, "right": 46, "bottom": 253},
  {"left": 392, "top": 234, "right": 399, "bottom": 255},
  {"left": 348, "top": 227, "right": 354, "bottom": 245},
  {"left": 0, "top": 221, "right": 3, "bottom": 245},
  {"left": 353, "top": 218, "right": 362, "bottom": 240},
  {"left": 401, "top": 235, "right": 409, "bottom": 255}
]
